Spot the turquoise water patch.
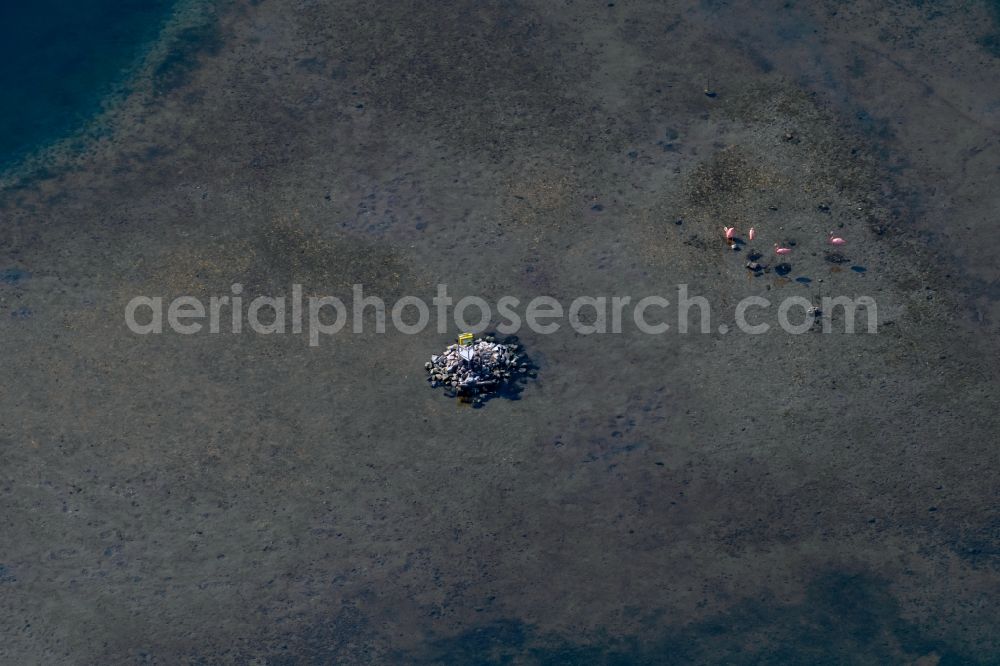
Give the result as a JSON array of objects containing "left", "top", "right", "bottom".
[
  {"left": 0, "top": 0, "right": 177, "bottom": 166},
  {"left": 1, "top": 268, "right": 29, "bottom": 284}
]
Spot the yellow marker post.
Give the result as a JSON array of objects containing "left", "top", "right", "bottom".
[{"left": 458, "top": 332, "right": 474, "bottom": 346}]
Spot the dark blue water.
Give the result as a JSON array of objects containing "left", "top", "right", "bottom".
[{"left": 0, "top": 0, "right": 177, "bottom": 166}]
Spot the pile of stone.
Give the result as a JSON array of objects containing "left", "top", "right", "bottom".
[{"left": 425, "top": 336, "right": 532, "bottom": 401}]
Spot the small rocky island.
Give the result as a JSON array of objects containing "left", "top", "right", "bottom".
[{"left": 426, "top": 335, "right": 535, "bottom": 406}]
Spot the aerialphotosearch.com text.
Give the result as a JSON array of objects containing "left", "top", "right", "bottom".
[{"left": 124, "top": 284, "right": 878, "bottom": 346}]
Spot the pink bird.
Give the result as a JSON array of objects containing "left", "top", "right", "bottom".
[
  {"left": 723, "top": 226, "right": 736, "bottom": 241},
  {"left": 774, "top": 243, "right": 792, "bottom": 255},
  {"left": 828, "top": 231, "right": 846, "bottom": 245},
  {"left": 748, "top": 227, "right": 756, "bottom": 241}
]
